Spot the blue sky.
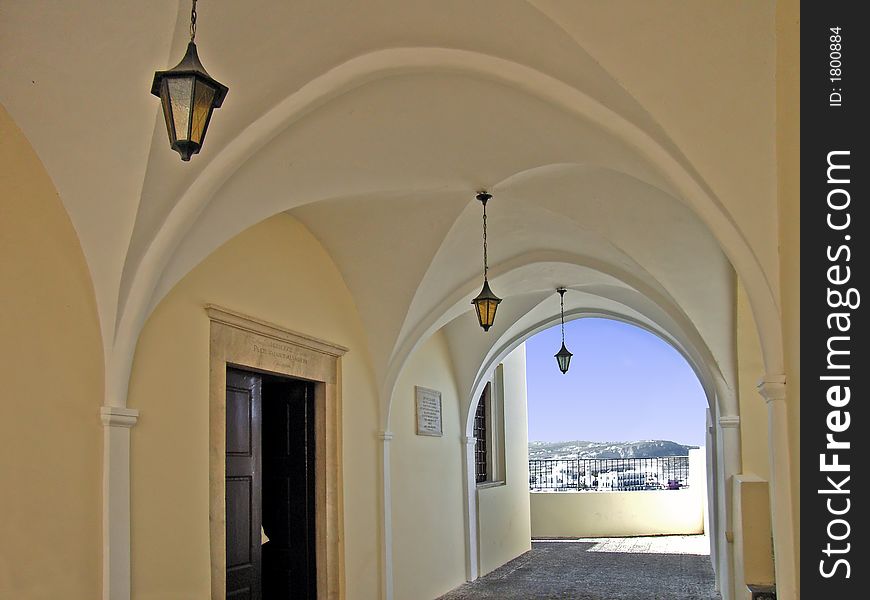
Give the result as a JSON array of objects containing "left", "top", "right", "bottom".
[{"left": 525, "top": 318, "right": 706, "bottom": 446}]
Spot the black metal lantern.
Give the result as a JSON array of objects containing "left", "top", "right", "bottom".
[
  {"left": 151, "top": 0, "right": 228, "bottom": 161},
  {"left": 554, "top": 288, "right": 573, "bottom": 374},
  {"left": 471, "top": 191, "right": 502, "bottom": 331},
  {"left": 472, "top": 278, "right": 501, "bottom": 332}
]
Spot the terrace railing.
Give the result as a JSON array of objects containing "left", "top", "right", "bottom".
[{"left": 529, "top": 456, "right": 690, "bottom": 492}]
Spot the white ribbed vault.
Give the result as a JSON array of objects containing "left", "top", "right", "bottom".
[{"left": 0, "top": 2, "right": 794, "bottom": 599}]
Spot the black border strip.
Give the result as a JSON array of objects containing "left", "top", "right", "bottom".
[{"left": 801, "top": 2, "right": 867, "bottom": 595}]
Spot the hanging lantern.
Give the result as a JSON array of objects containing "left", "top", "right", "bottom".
[
  {"left": 555, "top": 343, "right": 573, "bottom": 374},
  {"left": 554, "top": 288, "right": 573, "bottom": 374},
  {"left": 471, "top": 191, "right": 502, "bottom": 331},
  {"left": 472, "top": 278, "right": 501, "bottom": 332},
  {"left": 151, "top": 0, "right": 228, "bottom": 161}
]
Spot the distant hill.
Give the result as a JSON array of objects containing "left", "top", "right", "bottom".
[{"left": 528, "top": 439, "right": 698, "bottom": 460}]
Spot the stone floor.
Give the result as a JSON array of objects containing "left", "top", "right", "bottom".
[{"left": 438, "top": 535, "right": 721, "bottom": 600}]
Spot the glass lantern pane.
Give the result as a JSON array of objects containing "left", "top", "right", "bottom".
[
  {"left": 190, "top": 80, "right": 216, "bottom": 145},
  {"left": 485, "top": 300, "right": 498, "bottom": 326},
  {"left": 474, "top": 302, "right": 485, "bottom": 325},
  {"left": 167, "top": 77, "right": 194, "bottom": 141},
  {"left": 474, "top": 299, "right": 497, "bottom": 329},
  {"left": 160, "top": 81, "right": 176, "bottom": 143}
]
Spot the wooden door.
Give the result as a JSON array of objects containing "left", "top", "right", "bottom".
[
  {"left": 226, "top": 368, "right": 263, "bottom": 600},
  {"left": 262, "top": 378, "right": 317, "bottom": 598}
]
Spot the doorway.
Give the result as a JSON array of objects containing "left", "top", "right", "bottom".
[{"left": 225, "top": 366, "right": 317, "bottom": 599}]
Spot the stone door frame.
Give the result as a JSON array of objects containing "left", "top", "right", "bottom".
[{"left": 207, "top": 305, "right": 346, "bottom": 600}]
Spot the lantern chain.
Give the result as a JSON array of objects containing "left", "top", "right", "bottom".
[
  {"left": 190, "top": 0, "right": 197, "bottom": 41},
  {"left": 482, "top": 198, "right": 489, "bottom": 278},
  {"left": 559, "top": 288, "right": 566, "bottom": 345}
]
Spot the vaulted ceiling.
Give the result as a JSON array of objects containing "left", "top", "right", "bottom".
[{"left": 1, "top": 1, "right": 779, "bottom": 416}]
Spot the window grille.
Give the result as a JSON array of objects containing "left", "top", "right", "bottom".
[{"left": 474, "top": 387, "right": 488, "bottom": 483}]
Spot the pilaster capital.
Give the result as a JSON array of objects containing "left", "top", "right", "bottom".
[
  {"left": 100, "top": 406, "right": 139, "bottom": 428},
  {"left": 718, "top": 415, "right": 740, "bottom": 429},
  {"left": 757, "top": 374, "right": 787, "bottom": 404},
  {"left": 377, "top": 430, "right": 394, "bottom": 442}
]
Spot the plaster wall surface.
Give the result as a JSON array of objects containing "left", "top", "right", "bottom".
[
  {"left": 776, "top": 1, "right": 801, "bottom": 589},
  {"left": 391, "top": 331, "right": 467, "bottom": 600},
  {"left": 732, "top": 475, "right": 775, "bottom": 600},
  {"left": 0, "top": 105, "right": 103, "bottom": 599},
  {"left": 737, "top": 283, "right": 770, "bottom": 480},
  {"left": 531, "top": 490, "right": 704, "bottom": 539},
  {"left": 476, "top": 344, "right": 532, "bottom": 577},
  {"left": 126, "top": 214, "right": 380, "bottom": 599},
  {"left": 528, "top": 0, "right": 779, "bottom": 297}
]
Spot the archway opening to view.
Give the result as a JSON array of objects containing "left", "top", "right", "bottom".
[
  {"left": 524, "top": 317, "right": 710, "bottom": 541},
  {"left": 451, "top": 316, "right": 721, "bottom": 600}
]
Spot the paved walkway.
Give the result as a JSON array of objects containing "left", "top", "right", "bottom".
[{"left": 438, "top": 536, "right": 721, "bottom": 600}]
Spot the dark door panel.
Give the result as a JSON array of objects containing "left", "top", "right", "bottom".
[
  {"left": 226, "top": 369, "right": 263, "bottom": 600},
  {"left": 262, "top": 378, "right": 317, "bottom": 598},
  {"left": 226, "top": 367, "right": 316, "bottom": 600}
]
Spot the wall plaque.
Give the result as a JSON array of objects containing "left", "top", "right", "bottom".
[{"left": 415, "top": 386, "right": 443, "bottom": 437}]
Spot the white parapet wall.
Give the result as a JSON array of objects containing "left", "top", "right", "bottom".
[
  {"left": 531, "top": 489, "right": 704, "bottom": 537},
  {"left": 531, "top": 448, "right": 707, "bottom": 538}
]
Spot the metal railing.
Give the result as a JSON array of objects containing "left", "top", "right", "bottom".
[{"left": 529, "top": 456, "right": 690, "bottom": 492}]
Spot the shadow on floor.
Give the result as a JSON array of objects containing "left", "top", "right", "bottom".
[{"left": 438, "top": 537, "right": 721, "bottom": 600}]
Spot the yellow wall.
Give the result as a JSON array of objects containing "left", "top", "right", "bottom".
[
  {"left": 776, "top": 0, "right": 801, "bottom": 588},
  {"left": 390, "top": 340, "right": 534, "bottom": 596},
  {"left": 126, "top": 213, "right": 380, "bottom": 599},
  {"left": 736, "top": 282, "right": 769, "bottom": 480},
  {"left": 390, "top": 330, "right": 467, "bottom": 599},
  {"left": 477, "top": 344, "right": 531, "bottom": 576},
  {"left": 732, "top": 475, "right": 775, "bottom": 600},
  {"left": 0, "top": 105, "right": 103, "bottom": 599},
  {"left": 531, "top": 490, "right": 704, "bottom": 538}
]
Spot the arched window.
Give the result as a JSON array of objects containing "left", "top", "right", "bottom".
[{"left": 474, "top": 384, "right": 489, "bottom": 483}]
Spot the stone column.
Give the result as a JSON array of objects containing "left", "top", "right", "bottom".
[
  {"left": 462, "top": 435, "right": 479, "bottom": 581},
  {"left": 705, "top": 407, "right": 719, "bottom": 588},
  {"left": 100, "top": 406, "right": 139, "bottom": 600},
  {"left": 716, "top": 413, "right": 741, "bottom": 600},
  {"left": 377, "top": 431, "right": 394, "bottom": 600},
  {"left": 757, "top": 375, "right": 797, "bottom": 600}
]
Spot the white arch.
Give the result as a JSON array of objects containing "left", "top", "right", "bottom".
[
  {"left": 455, "top": 309, "right": 725, "bottom": 585},
  {"left": 111, "top": 46, "right": 782, "bottom": 411},
  {"left": 463, "top": 309, "right": 719, "bottom": 439},
  {"left": 104, "top": 48, "right": 782, "bottom": 600},
  {"left": 382, "top": 248, "right": 733, "bottom": 431}
]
